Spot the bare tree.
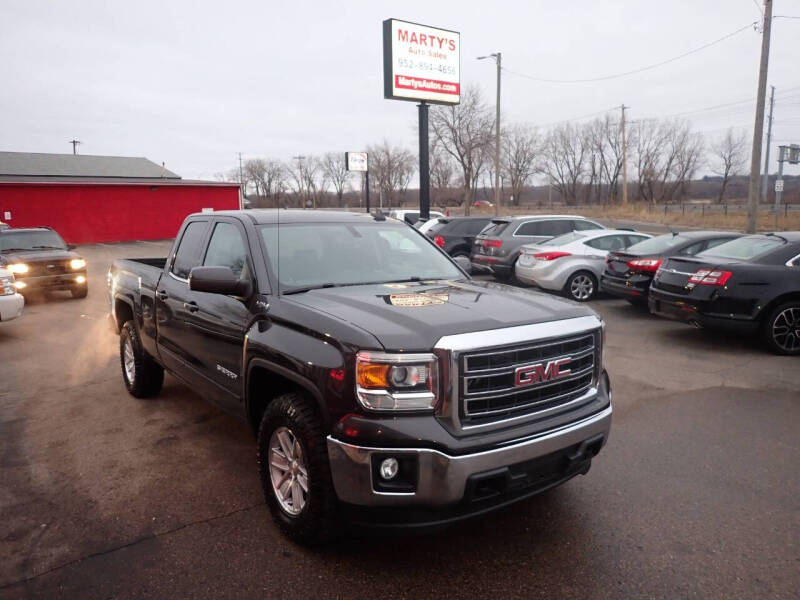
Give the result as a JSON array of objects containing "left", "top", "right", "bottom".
[
  {"left": 586, "top": 116, "right": 625, "bottom": 204},
  {"left": 287, "top": 156, "right": 323, "bottom": 208},
  {"left": 502, "top": 123, "right": 540, "bottom": 205},
  {"left": 540, "top": 122, "right": 588, "bottom": 205},
  {"left": 366, "top": 140, "right": 416, "bottom": 207},
  {"left": 634, "top": 119, "right": 703, "bottom": 204},
  {"left": 710, "top": 128, "right": 747, "bottom": 203},
  {"left": 244, "top": 159, "right": 268, "bottom": 197},
  {"left": 429, "top": 140, "right": 457, "bottom": 208},
  {"left": 430, "top": 85, "right": 495, "bottom": 215},
  {"left": 321, "top": 152, "right": 350, "bottom": 205}
]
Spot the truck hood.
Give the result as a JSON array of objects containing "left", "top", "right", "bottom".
[
  {"left": 1, "top": 248, "right": 81, "bottom": 265},
  {"left": 285, "top": 278, "right": 596, "bottom": 351}
]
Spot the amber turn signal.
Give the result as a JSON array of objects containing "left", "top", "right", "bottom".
[{"left": 356, "top": 363, "right": 390, "bottom": 389}]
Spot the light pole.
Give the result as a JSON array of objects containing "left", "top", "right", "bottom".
[{"left": 478, "top": 52, "right": 501, "bottom": 216}]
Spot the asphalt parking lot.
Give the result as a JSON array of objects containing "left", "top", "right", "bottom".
[{"left": 1, "top": 239, "right": 798, "bottom": 600}]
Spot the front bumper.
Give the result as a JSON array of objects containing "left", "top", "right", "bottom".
[
  {"left": 327, "top": 404, "right": 612, "bottom": 508},
  {"left": 17, "top": 271, "right": 87, "bottom": 292},
  {"left": 0, "top": 293, "right": 25, "bottom": 321}
]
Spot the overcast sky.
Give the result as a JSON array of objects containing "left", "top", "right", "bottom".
[{"left": 2, "top": 0, "right": 799, "bottom": 182}]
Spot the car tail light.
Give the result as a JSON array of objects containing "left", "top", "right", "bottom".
[
  {"left": 627, "top": 258, "right": 662, "bottom": 272},
  {"left": 533, "top": 251, "right": 572, "bottom": 261},
  {"left": 688, "top": 269, "right": 732, "bottom": 286},
  {"left": 481, "top": 238, "right": 503, "bottom": 248},
  {"left": 434, "top": 235, "right": 445, "bottom": 248}
]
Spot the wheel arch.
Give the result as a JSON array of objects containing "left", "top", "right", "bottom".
[
  {"left": 246, "top": 358, "right": 329, "bottom": 435},
  {"left": 114, "top": 296, "right": 135, "bottom": 332},
  {"left": 757, "top": 292, "right": 800, "bottom": 325}
]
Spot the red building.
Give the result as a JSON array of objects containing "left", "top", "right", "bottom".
[{"left": 0, "top": 152, "right": 241, "bottom": 244}]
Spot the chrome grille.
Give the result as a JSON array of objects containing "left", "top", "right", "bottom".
[
  {"left": 460, "top": 333, "right": 597, "bottom": 426},
  {"left": 27, "top": 260, "right": 69, "bottom": 276}
]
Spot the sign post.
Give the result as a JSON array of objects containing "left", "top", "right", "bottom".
[
  {"left": 383, "top": 18, "right": 460, "bottom": 221},
  {"left": 773, "top": 144, "right": 798, "bottom": 228},
  {"left": 345, "top": 152, "right": 369, "bottom": 212}
]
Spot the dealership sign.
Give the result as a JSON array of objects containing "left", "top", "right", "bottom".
[
  {"left": 383, "top": 19, "right": 460, "bottom": 105},
  {"left": 345, "top": 152, "right": 368, "bottom": 172}
]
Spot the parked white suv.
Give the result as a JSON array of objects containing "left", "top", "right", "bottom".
[{"left": 0, "top": 267, "right": 24, "bottom": 322}]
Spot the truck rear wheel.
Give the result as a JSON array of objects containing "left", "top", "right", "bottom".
[
  {"left": 257, "top": 393, "right": 338, "bottom": 545},
  {"left": 120, "top": 321, "right": 164, "bottom": 397}
]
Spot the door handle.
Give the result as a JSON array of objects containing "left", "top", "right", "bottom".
[
  {"left": 156, "top": 290, "right": 168, "bottom": 300},
  {"left": 183, "top": 301, "right": 199, "bottom": 313}
]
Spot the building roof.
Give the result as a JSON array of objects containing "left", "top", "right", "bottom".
[{"left": 0, "top": 151, "right": 181, "bottom": 179}]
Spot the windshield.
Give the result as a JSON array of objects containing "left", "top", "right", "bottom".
[
  {"left": 542, "top": 231, "right": 585, "bottom": 246},
  {"left": 0, "top": 230, "right": 67, "bottom": 252},
  {"left": 625, "top": 233, "right": 690, "bottom": 255},
  {"left": 259, "top": 222, "right": 464, "bottom": 292},
  {"left": 697, "top": 236, "right": 783, "bottom": 261}
]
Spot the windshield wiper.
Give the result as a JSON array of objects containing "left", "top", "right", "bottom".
[
  {"left": 0, "top": 248, "right": 30, "bottom": 252},
  {"left": 31, "top": 245, "right": 66, "bottom": 250},
  {"left": 765, "top": 232, "right": 788, "bottom": 243},
  {"left": 282, "top": 283, "right": 339, "bottom": 295}
]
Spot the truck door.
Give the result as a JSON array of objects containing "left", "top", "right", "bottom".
[
  {"left": 181, "top": 219, "right": 252, "bottom": 410},
  {"left": 155, "top": 219, "right": 210, "bottom": 377}
]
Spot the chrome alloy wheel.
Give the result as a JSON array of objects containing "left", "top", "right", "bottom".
[
  {"left": 123, "top": 337, "right": 136, "bottom": 382},
  {"left": 570, "top": 274, "right": 595, "bottom": 301},
  {"left": 772, "top": 307, "right": 800, "bottom": 352},
  {"left": 269, "top": 426, "right": 309, "bottom": 515}
]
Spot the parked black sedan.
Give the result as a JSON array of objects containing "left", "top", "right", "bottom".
[
  {"left": 0, "top": 227, "right": 88, "bottom": 298},
  {"left": 427, "top": 216, "right": 493, "bottom": 258},
  {"left": 600, "top": 230, "right": 742, "bottom": 303},
  {"left": 649, "top": 232, "right": 800, "bottom": 355}
]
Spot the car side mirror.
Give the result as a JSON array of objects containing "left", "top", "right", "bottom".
[
  {"left": 189, "top": 266, "right": 251, "bottom": 297},
  {"left": 453, "top": 255, "right": 472, "bottom": 274},
  {"left": 67, "top": 244, "right": 76, "bottom": 250}
]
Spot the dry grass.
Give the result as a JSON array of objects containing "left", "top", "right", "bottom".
[{"left": 463, "top": 205, "right": 800, "bottom": 232}]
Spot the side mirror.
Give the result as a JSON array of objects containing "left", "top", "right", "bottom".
[
  {"left": 67, "top": 244, "right": 77, "bottom": 251},
  {"left": 453, "top": 255, "right": 472, "bottom": 275},
  {"left": 189, "top": 266, "right": 250, "bottom": 297}
]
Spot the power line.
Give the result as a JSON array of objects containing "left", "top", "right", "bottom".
[
  {"left": 502, "top": 21, "right": 757, "bottom": 84},
  {"left": 752, "top": 0, "right": 764, "bottom": 16},
  {"left": 773, "top": 15, "right": 800, "bottom": 20}
]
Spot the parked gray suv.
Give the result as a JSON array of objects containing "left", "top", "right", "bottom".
[{"left": 471, "top": 215, "right": 605, "bottom": 280}]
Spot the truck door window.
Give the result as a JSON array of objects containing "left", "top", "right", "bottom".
[
  {"left": 204, "top": 222, "right": 246, "bottom": 278},
  {"left": 171, "top": 221, "right": 208, "bottom": 279}
]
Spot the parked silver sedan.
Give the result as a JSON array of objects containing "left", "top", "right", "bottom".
[{"left": 515, "top": 229, "right": 652, "bottom": 301}]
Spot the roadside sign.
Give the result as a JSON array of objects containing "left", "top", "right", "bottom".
[
  {"left": 345, "top": 152, "right": 368, "bottom": 172},
  {"left": 775, "top": 179, "right": 784, "bottom": 192},
  {"left": 383, "top": 18, "right": 460, "bottom": 105}
]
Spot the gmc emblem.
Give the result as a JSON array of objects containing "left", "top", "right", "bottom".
[{"left": 514, "top": 358, "right": 572, "bottom": 387}]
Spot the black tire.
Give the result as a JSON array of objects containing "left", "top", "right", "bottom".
[
  {"left": 71, "top": 285, "right": 88, "bottom": 299},
  {"left": 451, "top": 250, "right": 469, "bottom": 259},
  {"left": 563, "top": 271, "right": 597, "bottom": 302},
  {"left": 120, "top": 321, "right": 164, "bottom": 397},
  {"left": 762, "top": 302, "right": 800, "bottom": 356},
  {"left": 257, "top": 393, "right": 338, "bottom": 545}
]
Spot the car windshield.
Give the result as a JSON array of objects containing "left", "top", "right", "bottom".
[
  {"left": 541, "top": 231, "right": 585, "bottom": 246},
  {"left": 697, "top": 236, "right": 783, "bottom": 261},
  {"left": 625, "top": 234, "right": 690, "bottom": 255},
  {"left": 0, "top": 230, "right": 67, "bottom": 252},
  {"left": 259, "top": 221, "right": 463, "bottom": 292}
]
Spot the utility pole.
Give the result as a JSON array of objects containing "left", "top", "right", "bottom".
[
  {"left": 69, "top": 139, "right": 81, "bottom": 155},
  {"left": 238, "top": 152, "right": 244, "bottom": 190},
  {"left": 746, "top": 0, "right": 773, "bottom": 234},
  {"left": 621, "top": 105, "right": 628, "bottom": 205},
  {"left": 478, "top": 52, "right": 502, "bottom": 216},
  {"left": 761, "top": 85, "right": 775, "bottom": 203}
]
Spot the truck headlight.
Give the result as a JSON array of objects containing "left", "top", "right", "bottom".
[
  {"left": 355, "top": 351, "right": 438, "bottom": 411},
  {"left": 7, "top": 263, "right": 28, "bottom": 274},
  {"left": 70, "top": 258, "right": 86, "bottom": 270}
]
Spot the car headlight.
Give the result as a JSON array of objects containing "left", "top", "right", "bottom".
[
  {"left": 355, "top": 351, "right": 439, "bottom": 411},
  {"left": 7, "top": 263, "right": 28, "bottom": 274},
  {"left": 70, "top": 258, "right": 86, "bottom": 270}
]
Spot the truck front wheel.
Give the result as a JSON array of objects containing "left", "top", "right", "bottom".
[
  {"left": 120, "top": 321, "right": 164, "bottom": 397},
  {"left": 257, "top": 393, "right": 338, "bottom": 545}
]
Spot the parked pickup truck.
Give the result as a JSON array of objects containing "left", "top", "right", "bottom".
[{"left": 108, "top": 210, "right": 612, "bottom": 544}]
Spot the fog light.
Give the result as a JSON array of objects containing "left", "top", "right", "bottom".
[
  {"left": 14, "top": 281, "right": 26, "bottom": 289},
  {"left": 379, "top": 457, "right": 399, "bottom": 480},
  {"left": 75, "top": 275, "right": 86, "bottom": 284}
]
